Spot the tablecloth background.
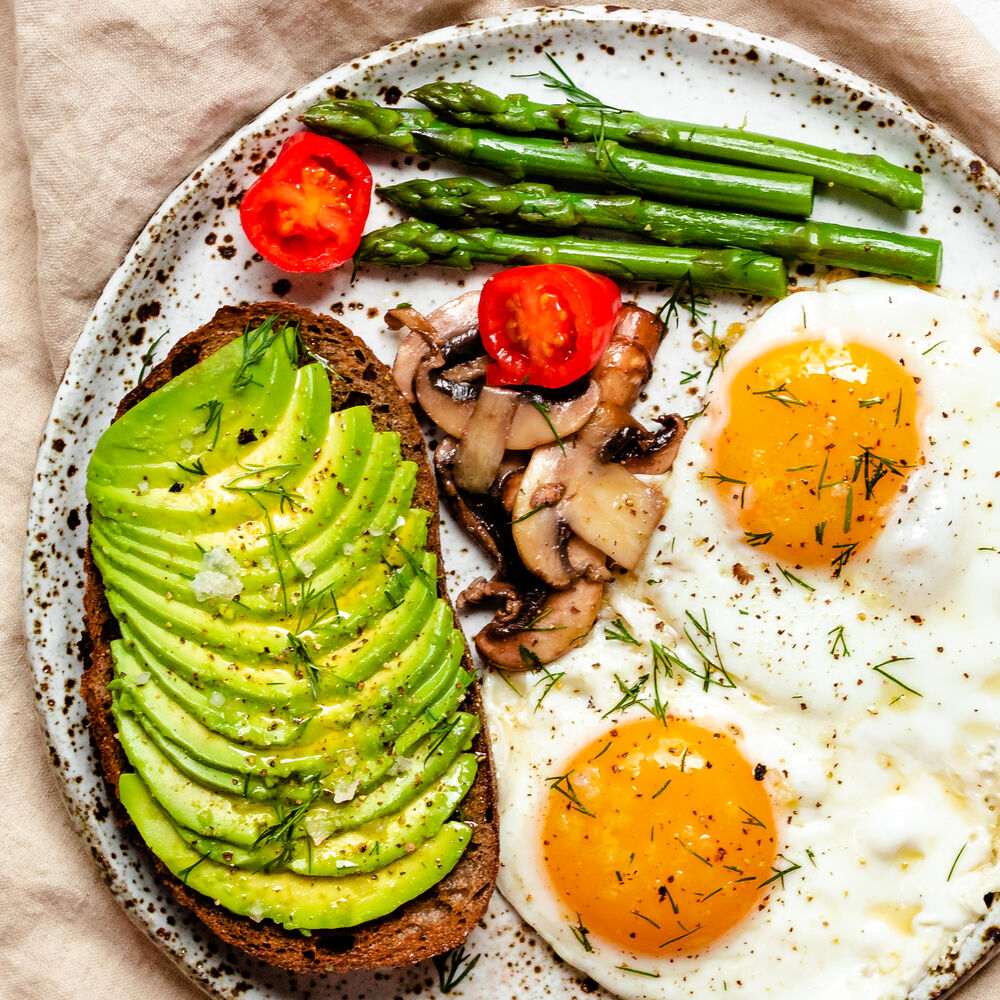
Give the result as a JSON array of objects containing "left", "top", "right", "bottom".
[{"left": 5, "top": 1, "right": 1000, "bottom": 997}]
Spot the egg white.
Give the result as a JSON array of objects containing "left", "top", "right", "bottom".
[{"left": 482, "top": 279, "right": 1000, "bottom": 1000}]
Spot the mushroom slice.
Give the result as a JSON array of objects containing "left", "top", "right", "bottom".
[
  {"left": 580, "top": 403, "right": 687, "bottom": 477},
  {"left": 505, "top": 380, "right": 600, "bottom": 450},
  {"left": 475, "top": 575, "right": 606, "bottom": 669},
  {"left": 510, "top": 443, "right": 579, "bottom": 589},
  {"left": 414, "top": 359, "right": 474, "bottom": 439},
  {"left": 560, "top": 455, "right": 665, "bottom": 571},
  {"left": 426, "top": 289, "right": 480, "bottom": 339},
  {"left": 454, "top": 386, "right": 519, "bottom": 494},
  {"left": 591, "top": 302, "right": 664, "bottom": 409}
]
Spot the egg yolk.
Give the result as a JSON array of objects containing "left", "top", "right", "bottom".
[
  {"left": 709, "top": 339, "right": 920, "bottom": 570},
  {"left": 542, "top": 717, "right": 777, "bottom": 957}
]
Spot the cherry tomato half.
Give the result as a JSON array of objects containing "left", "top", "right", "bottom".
[
  {"left": 239, "top": 132, "right": 372, "bottom": 273},
  {"left": 478, "top": 265, "right": 622, "bottom": 389}
]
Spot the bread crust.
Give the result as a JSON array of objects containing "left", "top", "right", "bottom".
[{"left": 81, "top": 302, "right": 499, "bottom": 973}]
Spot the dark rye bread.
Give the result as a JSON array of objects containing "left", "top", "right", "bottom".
[{"left": 81, "top": 302, "right": 499, "bottom": 973}]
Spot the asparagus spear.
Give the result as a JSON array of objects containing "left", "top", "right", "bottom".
[
  {"left": 408, "top": 81, "right": 923, "bottom": 211},
  {"left": 301, "top": 99, "right": 814, "bottom": 217},
  {"left": 379, "top": 177, "right": 942, "bottom": 283},
  {"left": 356, "top": 219, "right": 788, "bottom": 299}
]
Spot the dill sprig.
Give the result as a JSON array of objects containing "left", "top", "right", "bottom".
[
  {"left": 602, "top": 673, "right": 652, "bottom": 719},
  {"left": 656, "top": 270, "right": 708, "bottom": 334},
  {"left": 703, "top": 322, "right": 727, "bottom": 384},
  {"left": 533, "top": 664, "right": 565, "bottom": 710},
  {"left": 176, "top": 457, "right": 207, "bottom": 476},
  {"left": 744, "top": 530, "right": 773, "bottom": 547},
  {"left": 616, "top": 966, "right": 661, "bottom": 978},
  {"left": 777, "top": 565, "right": 815, "bottom": 593},
  {"left": 196, "top": 398, "right": 223, "bottom": 449},
  {"left": 827, "top": 624, "right": 849, "bottom": 658},
  {"left": 830, "top": 541, "right": 858, "bottom": 578},
  {"left": 285, "top": 632, "right": 320, "bottom": 698},
  {"left": 760, "top": 854, "right": 802, "bottom": 889},
  {"left": 433, "top": 943, "right": 481, "bottom": 993},
  {"left": 223, "top": 462, "right": 304, "bottom": 512},
  {"left": 232, "top": 315, "right": 285, "bottom": 390},
  {"left": 751, "top": 381, "right": 805, "bottom": 408},
  {"left": 177, "top": 852, "right": 209, "bottom": 884},
  {"left": 604, "top": 617, "right": 640, "bottom": 645},
  {"left": 523, "top": 608, "right": 567, "bottom": 633},
  {"left": 570, "top": 913, "right": 594, "bottom": 952},
  {"left": 872, "top": 655, "right": 921, "bottom": 696},
  {"left": 531, "top": 398, "right": 565, "bottom": 454},
  {"left": 136, "top": 331, "right": 168, "bottom": 385},
  {"left": 947, "top": 842, "right": 967, "bottom": 882},
  {"left": 703, "top": 470, "right": 747, "bottom": 507},
  {"left": 683, "top": 609, "right": 737, "bottom": 690},
  {"left": 546, "top": 770, "right": 596, "bottom": 817},
  {"left": 519, "top": 644, "right": 543, "bottom": 670},
  {"left": 852, "top": 446, "right": 905, "bottom": 501},
  {"left": 252, "top": 785, "right": 321, "bottom": 869},
  {"left": 514, "top": 52, "right": 620, "bottom": 111},
  {"left": 649, "top": 642, "right": 672, "bottom": 723}
]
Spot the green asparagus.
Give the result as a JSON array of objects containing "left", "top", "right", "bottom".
[
  {"left": 301, "top": 99, "right": 814, "bottom": 217},
  {"left": 355, "top": 219, "right": 789, "bottom": 299},
  {"left": 378, "top": 177, "right": 942, "bottom": 283},
  {"left": 407, "top": 81, "right": 923, "bottom": 211}
]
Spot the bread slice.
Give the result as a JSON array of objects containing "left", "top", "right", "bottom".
[{"left": 80, "top": 302, "right": 499, "bottom": 973}]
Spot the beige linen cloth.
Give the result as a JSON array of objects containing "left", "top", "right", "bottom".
[{"left": 4, "top": 1, "right": 1000, "bottom": 997}]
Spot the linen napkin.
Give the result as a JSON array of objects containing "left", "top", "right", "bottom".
[{"left": 4, "top": 1, "right": 1000, "bottom": 998}]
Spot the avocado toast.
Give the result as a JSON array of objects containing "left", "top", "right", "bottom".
[{"left": 81, "top": 302, "right": 498, "bottom": 972}]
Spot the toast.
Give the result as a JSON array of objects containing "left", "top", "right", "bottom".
[{"left": 80, "top": 302, "right": 499, "bottom": 972}]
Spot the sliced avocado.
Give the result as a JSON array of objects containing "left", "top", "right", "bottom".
[
  {"left": 115, "top": 567, "right": 440, "bottom": 721},
  {"left": 89, "top": 317, "right": 480, "bottom": 932},
  {"left": 88, "top": 362, "right": 332, "bottom": 533},
  {"left": 181, "top": 753, "right": 477, "bottom": 876},
  {"left": 88, "top": 318, "right": 298, "bottom": 491},
  {"left": 116, "top": 698, "right": 478, "bottom": 845},
  {"left": 119, "top": 771, "right": 471, "bottom": 931}
]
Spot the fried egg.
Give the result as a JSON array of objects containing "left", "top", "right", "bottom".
[{"left": 482, "top": 279, "right": 1000, "bottom": 999}]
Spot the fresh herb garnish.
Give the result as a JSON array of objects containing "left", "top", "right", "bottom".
[
  {"left": 546, "top": 770, "right": 596, "bottom": 817},
  {"left": 703, "top": 471, "right": 747, "bottom": 507},
  {"left": 777, "top": 564, "right": 815, "bottom": 593},
  {"left": 514, "top": 52, "right": 619, "bottom": 110},
  {"left": 519, "top": 644, "right": 543, "bottom": 671},
  {"left": 616, "top": 966, "right": 661, "bottom": 978},
  {"left": 223, "top": 461, "right": 304, "bottom": 512},
  {"left": 232, "top": 315, "right": 284, "bottom": 390},
  {"left": 176, "top": 457, "right": 207, "bottom": 476},
  {"left": 657, "top": 270, "right": 708, "bottom": 334},
  {"left": 759, "top": 854, "right": 802, "bottom": 889},
  {"left": 831, "top": 541, "right": 858, "bottom": 578},
  {"left": 136, "top": 331, "right": 168, "bottom": 385},
  {"left": 751, "top": 381, "right": 805, "bottom": 408},
  {"left": 683, "top": 609, "right": 737, "bottom": 690},
  {"left": 827, "top": 624, "right": 849, "bottom": 658},
  {"left": 602, "top": 673, "right": 652, "bottom": 718},
  {"left": 252, "top": 785, "right": 321, "bottom": 869},
  {"left": 533, "top": 664, "right": 565, "bottom": 710},
  {"left": 570, "top": 913, "right": 594, "bottom": 952},
  {"left": 433, "top": 944, "right": 481, "bottom": 993},
  {"left": 530, "top": 398, "right": 565, "bottom": 454},
  {"left": 947, "top": 842, "right": 967, "bottom": 882},
  {"left": 604, "top": 617, "right": 641, "bottom": 645},
  {"left": 872, "top": 655, "right": 921, "bottom": 696},
  {"left": 197, "top": 398, "right": 224, "bottom": 449},
  {"left": 744, "top": 530, "right": 773, "bottom": 547}
]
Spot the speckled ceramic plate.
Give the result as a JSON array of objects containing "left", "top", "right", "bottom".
[{"left": 22, "top": 5, "right": 1000, "bottom": 999}]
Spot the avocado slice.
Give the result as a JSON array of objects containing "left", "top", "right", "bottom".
[
  {"left": 119, "top": 771, "right": 471, "bottom": 931},
  {"left": 115, "top": 699, "right": 478, "bottom": 845},
  {"left": 181, "top": 752, "right": 477, "bottom": 875},
  {"left": 89, "top": 317, "right": 480, "bottom": 933}
]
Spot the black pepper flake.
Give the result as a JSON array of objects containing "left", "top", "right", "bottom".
[
  {"left": 168, "top": 482, "right": 182, "bottom": 493},
  {"left": 754, "top": 763, "right": 767, "bottom": 780},
  {"left": 237, "top": 428, "right": 257, "bottom": 445}
]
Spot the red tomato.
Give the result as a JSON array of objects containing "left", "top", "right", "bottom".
[
  {"left": 478, "top": 265, "right": 622, "bottom": 389},
  {"left": 239, "top": 132, "right": 372, "bottom": 273}
]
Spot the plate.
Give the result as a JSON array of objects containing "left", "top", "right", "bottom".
[{"left": 22, "top": 5, "right": 1000, "bottom": 999}]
